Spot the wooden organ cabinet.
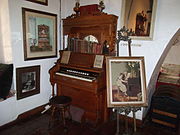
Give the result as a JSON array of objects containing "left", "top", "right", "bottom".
[{"left": 49, "top": 5, "right": 118, "bottom": 126}]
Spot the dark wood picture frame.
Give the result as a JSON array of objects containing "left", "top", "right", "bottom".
[
  {"left": 16, "top": 65, "right": 40, "bottom": 100},
  {"left": 22, "top": 8, "right": 57, "bottom": 60},
  {"left": 106, "top": 56, "right": 147, "bottom": 107},
  {"left": 26, "top": 0, "right": 48, "bottom": 6}
]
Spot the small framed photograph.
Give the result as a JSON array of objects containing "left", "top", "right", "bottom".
[
  {"left": 93, "top": 55, "right": 104, "bottom": 68},
  {"left": 26, "top": 0, "right": 48, "bottom": 6},
  {"left": 22, "top": 8, "right": 57, "bottom": 60},
  {"left": 60, "top": 51, "right": 71, "bottom": 64},
  {"left": 106, "top": 56, "right": 147, "bottom": 107},
  {"left": 16, "top": 65, "right": 40, "bottom": 100}
]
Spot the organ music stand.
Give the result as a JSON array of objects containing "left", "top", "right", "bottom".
[{"left": 115, "top": 26, "right": 141, "bottom": 135}]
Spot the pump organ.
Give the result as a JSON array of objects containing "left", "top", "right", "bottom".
[{"left": 49, "top": 6, "right": 118, "bottom": 126}]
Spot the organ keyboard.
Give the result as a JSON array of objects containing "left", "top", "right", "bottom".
[
  {"left": 55, "top": 67, "right": 98, "bottom": 82},
  {"left": 49, "top": 51, "right": 108, "bottom": 127}
]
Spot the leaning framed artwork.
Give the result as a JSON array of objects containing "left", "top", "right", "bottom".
[
  {"left": 22, "top": 8, "right": 57, "bottom": 60},
  {"left": 16, "top": 65, "right": 40, "bottom": 100},
  {"left": 106, "top": 56, "right": 147, "bottom": 107},
  {"left": 121, "top": 0, "right": 157, "bottom": 40},
  {"left": 25, "top": 0, "right": 48, "bottom": 6}
]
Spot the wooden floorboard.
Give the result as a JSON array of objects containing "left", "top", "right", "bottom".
[{"left": 0, "top": 113, "right": 178, "bottom": 135}]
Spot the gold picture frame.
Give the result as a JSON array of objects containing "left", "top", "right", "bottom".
[
  {"left": 106, "top": 56, "right": 147, "bottom": 107},
  {"left": 22, "top": 8, "right": 57, "bottom": 60},
  {"left": 121, "top": 0, "right": 157, "bottom": 40}
]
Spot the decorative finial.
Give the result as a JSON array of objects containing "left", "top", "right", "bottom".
[
  {"left": 98, "top": 0, "right": 105, "bottom": 12},
  {"left": 73, "top": 0, "right": 80, "bottom": 15}
]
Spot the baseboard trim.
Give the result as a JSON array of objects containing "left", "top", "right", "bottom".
[
  {"left": 0, "top": 103, "right": 48, "bottom": 131},
  {"left": 17, "top": 104, "right": 48, "bottom": 120}
]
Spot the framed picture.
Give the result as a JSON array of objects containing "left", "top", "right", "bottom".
[
  {"left": 121, "top": 0, "right": 157, "bottom": 40},
  {"left": 93, "top": 55, "right": 104, "bottom": 68},
  {"left": 60, "top": 51, "right": 71, "bottom": 64},
  {"left": 26, "top": 0, "right": 48, "bottom": 6},
  {"left": 106, "top": 56, "right": 147, "bottom": 107},
  {"left": 16, "top": 65, "right": 40, "bottom": 100},
  {"left": 22, "top": 8, "right": 57, "bottom": 60}
]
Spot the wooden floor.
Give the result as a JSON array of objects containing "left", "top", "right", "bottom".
[{"left": 0, "top": 113, "right": 178, "bottom": 135}]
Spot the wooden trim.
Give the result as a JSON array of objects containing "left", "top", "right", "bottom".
[
  {"left": 152, "top": 118, "right": 176, "bottom": 128},
  {"left": 17, "top": 104, "right": 48, "bottom": 120},
  {"left": 0, "top": 119, "right": 17, "bottom": 131},
  {"left": 153, "top": 109, "right": 177, "bottom": 118},
  {"left": 0, "top": 104, "right": 48, "bottom": 130}
]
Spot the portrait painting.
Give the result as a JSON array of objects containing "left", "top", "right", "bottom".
[
  {"left": 22, "top": 72, "right": 36, "bottom": 92},
  {"left": 121, "top": 0, "right": 157, "bottom": 40},
  {"left": 106, "top": 57, "right": 147, "bottom": 107}
]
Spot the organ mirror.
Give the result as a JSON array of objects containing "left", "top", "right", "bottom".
[{"left": 84, "top": 35, "right": 98, "bottom": 43}]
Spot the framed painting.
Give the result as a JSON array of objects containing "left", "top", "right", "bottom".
[
  {"left": 16, "top": 65, "right": 40, "bottom": 100},
  {"left": 26, "top": 0, "right": 48, "bottom": 6},
  {"left": 22, "top": 8, "right": 57, "bottom": 60},
  {"left": 121, "top": 0, "right": 157, "bottom": 40},
  {"left": 106, "top": 56, "right": 147, "bottom": 107},
  {"left": 93, "top": 55, "right": 104, "bottom": 68}
]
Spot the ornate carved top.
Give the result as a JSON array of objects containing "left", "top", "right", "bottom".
[{"left": 67, "top": 4, "right": 106, "bottom": 19}]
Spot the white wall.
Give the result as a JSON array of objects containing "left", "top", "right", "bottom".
[
  {"left": 0, "top": 0, "right": 180, "bottom": 126},
  {"left": 0, "top": 0, "right": 60, "bottom": 126},
  {"left": 164, "top": 43, "right": 180, "bottom": 65}
]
